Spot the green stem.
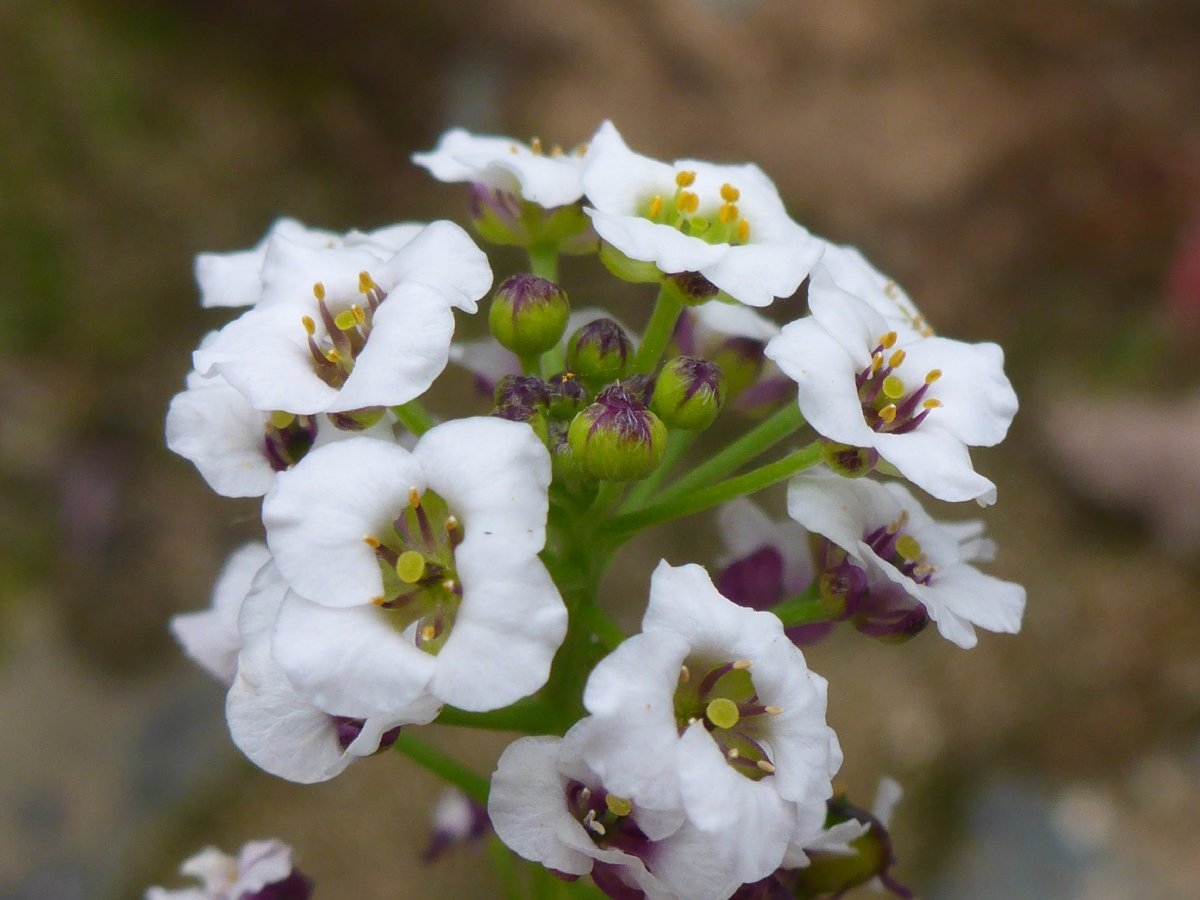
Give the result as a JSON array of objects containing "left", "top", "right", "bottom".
[
  {"left": 602, "top": 440, "right": 823, "bottom": 538},
  {"left": 632, "top": 285, "right": 683, "bottom": 374},
  {"left": 529, "top": 245, "right": 559, "bottom": 282},
  {"left": 576, "top": 601, "right": 625, "bottom": 651},
  {"left": 619, "top": 428, "right": 695, "bottom": 512},
  {"left": 771, "top": 585, "right": 830, "bottom": 628},
  {"left": 392, "top": 400, "right": 437, "bottom": 437},
  {"left": 392, "top": 731, "right": 490, "bottom": 806},
  {"left": 435, "top": 697, "right": 561, "bottom": 733},
  {"left": 646, "top": 403, "right": 804, "bottom": 509}
]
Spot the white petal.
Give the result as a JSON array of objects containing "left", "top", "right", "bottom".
[
  {"left": 588, "top": 209, "right": 728, "bottom": 273},
  {"left": 693, "top": 300, "right": 781, "bottom": 342},
  {"left": 377, "top": 220, "right": 493, "bottom": 314},
  {"left": 900, "top": 336, "right": 1017, "bottom": 446},
  {"left": 702, "top": 236, "right": 821, "bottom": 309},
  {"left": 874, "top": 428, "right": 998, "bottom": 504}
]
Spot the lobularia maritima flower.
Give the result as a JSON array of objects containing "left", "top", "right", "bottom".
[
  {"left": 146, "top": 838, "right": 312, "bottom": 899},
  {"left": 582, "top": 121, "right": 823, "bottom": 308},
  {"left": 788, "top": 469, "right": 1025, "bottom": 648},
  {"left": 765, "top": 247, "right": 1018, "bottom": 504},
  {"left": 193, "top": 220, "right": 491, "bottom": 415},
  {"left": 261, "top": 417, "right": 567, "bottom": 716},
  {"left": 576, "top": 562, "right": 842, "bottom": 887}
]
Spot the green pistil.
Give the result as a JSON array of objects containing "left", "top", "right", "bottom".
[{"left": 672, "top": 659, "right": 774, "bottom": 779}]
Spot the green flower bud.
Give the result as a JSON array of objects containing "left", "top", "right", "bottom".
[
  {"left": 598, "top": 240, "right": 664, "bottom": 284},
  {"left": 661, "top": 271, "right": 720, "bottom": 307},
  {"left": 711, "top": 337, "right": 766, "bottom": 401},
  {"left": 468, "top": 187, "right": 595, "bottom": 255},
  {"left": 567, "top": 385, "right": 667, "bottom": 482},
  {"left": 650, "top": 356, "right": 726, "bottom": 431},
  {"left": 565, "top": 318, "right": 633, "bottom": 387},
  {"left": 547, "top": 422, "right": 585, "bottom": 481},
  {"left": 791, "top": 793, "right": 907, "bottom": 898},
  {"left": 494, "top": 374, "right": 550, "bottom": 410},
  {"left": 546, "top": 372, "right": 590, "bottom": 420},
  {"left": 819, "top": 439, "right": 878, "bottom": 478},
  {"left": 488, "top": 274, "right": 571, "bottom": 357},
  {"left": 492, "top": 404, "right": 549, "bottom": 445},
  {"left": 325, "top": 406, "right": 386, "bottom": 431}
]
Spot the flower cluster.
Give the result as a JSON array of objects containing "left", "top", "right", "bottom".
[{"left": 165, "top": 121, "right": 1025, "bottom": 898}]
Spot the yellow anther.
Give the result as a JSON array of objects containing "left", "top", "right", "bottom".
[
  {"left": 706, "top": 697, "right": 741, "bottom": 730},
  {"left": 923, "top": 398, "right": 943, "bottom": 410},
  {"left": 888, "top": 349, "right": 907, "bottom": 369},
  {"left": 871, "top": 352, "right": 884, "bottom": 372},
  {"left": 720, "top": 183, "right": 740, "bottom": 203},
  {"left": 678, "top": 665, "right": 690, "bottom": 684},
  {"left": 408, "top": 487, "right": 421, "bottom": 508},
  {"left": 727, "top": 748, "right": 740, "bottom": 759},
  {"left": 648, "top": 195, "right": 664, "bottom": 219},
  {"left": 575, "top": 142, "right": 589, "bottom": 156},
  {"left": 334, "top": 309, "right": 357, "bottom": 331},
  {"left": 269, "top": 410, "right": 296, "bottom": 429},
  {"left": 719, "top": 202, "right": 739, "bottom": 224},
  {"left": 550, "top": 144, "right": 564, "bottom": 156},
  {"left": 675, "top": 169, "right": 697, "bottom": 188},
  {"left": 736, "top": 220, "right": 750, "bottom": 243},
  {"left": 732, "top": 659, "right": 752, "bottom": 670},
  {"left": 764, "top": 705, "right": 783, "bottom": 716},
  {"left": 396, "top": 550, "right": 426, "bottom": 584},
  {"left": 687, "top": 716, "right": 699, "bottom": 726},
  {"left": 878, "top": 404, "right": 898, "bottom": 424},
  {"left": 420, "top": 624, "right": 437, "bottom": 642},
  {"left": 677, "top": 191, "right": 700, "bottom": 214},
  {"left": 756, "top": 760, "right": 776, "bottom": 774},
  {"left": 583, "top": 811, "right": 606, "bottom": 836},
  {"left": 445, "top": 515, "right": 461, "bottom": 534},
  {"left": 313, "top": 282, "right": 326, "bottom": 301},
  {"left": 509, "top": 143, "right": 519, "bottom": 155},
  {"left": 442, "top": 578, "right": 457, "bottom": 594},
  {"left": 363, "top": 535, "right": 382, "bottom": 549},
  {"left": 530, "top": 137, "right": 543, "bottom": 155},
  {"left": 881, "top": 331, "right": 898, "bottom": 349},
  {"left": 605, "top": 794, "right": 633, "bottom": 817},
  {"left": 913, "top": 562, "right": 936, "bottom": 578},
  {"left": 358, "top": 271, "right": 378, "bottom": 294},
  {"left": 882, "top": 375, "right": 906, "bottom": 400},
  {"left": 895, "top": 534, "right": 922, "bottom": 561},
  {"left": 371, "top": 596, "right": 386, "bottom": 607},
  {"left": 325, "top": 349, "right": 342, "bottom": 363},
  {"left": 301, "top": 315, "right": 317, "bottom": 336},
  {"left": 352, "top": 304, "right": 367, "bottom": 326},
  {"left": 925, "top": 369, "right": 943, "bottom": 384}
]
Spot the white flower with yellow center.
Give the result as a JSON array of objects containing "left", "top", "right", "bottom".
[
  {"left": 193, "top": 220, "right": 491, "bottom": 414},
  {"left": 581, "top": 121, "right": 822, "bottom": 308},
  {"left": 577, "top": 562, "right": 841, "bottom": 886},
  {"left": 261, "top": 418, "right": 566, "bottom": 715},
  {"left": 765, "top": 274, "right": 1017, "bottom": 504},
  {"left": 787, "top": 469, "right": 1025, "bottom": 649}
]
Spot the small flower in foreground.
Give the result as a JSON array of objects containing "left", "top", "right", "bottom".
[
  {"left": 581, "top": 121, "right": 822, "bottom": 308},
  {"left": 578, "top": 562, "right": 841, "bottom": 886},
  {"left": 263, "top": 418, "right": 567, "bottom": 713},
  {"left": 787, "top": 469, "right": 1025, "bottom": 649},
  {"left": 170, "top": 542, "right": 270, "bottom": 685},
  {"left": 765, "top": 275, "right": 1017, "bottom": 504},
  {"left": 193, "top": 221, "right": 491, "bottom": 414},
  {"left": 145, "top": 838, "right": 313, "bottom": 900},
  {"left": 413, "top": 129, "right": 594, "bottom": 253}
]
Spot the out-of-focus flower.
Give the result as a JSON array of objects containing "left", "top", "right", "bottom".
[{"left": 145, "top": 838, "right": 313, "bottom": 899}]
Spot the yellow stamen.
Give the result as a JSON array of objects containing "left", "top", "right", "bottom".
[
  {"left": 575, "top": 142, "right": 589, "bottom": 156},
  {"left": 605, "top": 795, "right": 633, "bottom": 817},
  {"left": 530, "top": 137, "right": 543, "bottom": 155},
  {"left": 736, "top": 220, "right": 750, "bottom": 243},
  {"left": 445, "top": 515, "right": 461, "bottom": 535},
  {"left": 881, "top": 331, "right": 898, "bottom": 349},
  {"left": 678, "top": 665, "right": 690, "bottom": 684},
  {"left": 719, "top": 202, "right": 739, "bottom": 224},
  {"left": 677, "top": 191, "right": 700, "bottom": 214},
  {"left": 371, "top": 596, "right": 386, "bottom": 607},
  {"left": 878, "top": 404, "right": 897, "bottom": 424},
  {"left": 352, "top": 304, "right": 367, "bottom": 326},
  {"left": 509, "top": 144, "right": 519, "bottom": 155},
  {"left": 720, "top": 183, "right": 740, "bottom": 203},
  {"left": 363, "top": 535, "right": 381, "bottom": 548},
  {"left": 325, "top": 349, "right": 342, "bottom": 363},
  {"left": 313, "top": 282, "right": 326, "bottom": 301},
  {"left": 420, "top": 624, "right": 437, "bottom": 642},
  {"left": 675, "top": 169, "right": 697, "bottom": 188},
  {"left": 442, "top": 578, "right": 457, "bottom": 594},
  {"left": 923, "top": 398, "right": 943, "bottom": 410},
  {"left": 888, "top": 349, "right": 907, "bottom": 369},
  {"left": 727, "top": 748, "right": 740, "bottom": 759},
  {"left": 764, "top": 705, "right": 783, "bottom": 716},
  {"left": 550, "top": 143, "right": 564, "bottom": 156},
  {"left": 925, "top": 369, "right": 943, "bottom": 384},
  {"left": 871, "top": 352, "right": 884, "bottom": 372},
  {"left": 301, "top": 315, "right": 317, "bottom": 336},
  {"left": 756, "top": 760, "right": 776, "bottom": 774},
  {"left": 732, "top": 659, "right": 752, "bottom": 670},
  {"left": 408, "top": 487, "right": 421, "bottom": 508},
  {"left": 648, "top": 195, "right": 664, "bottom": 219},
  {"left": 358, "top": 271, "right": 378, "bottom": 294}
]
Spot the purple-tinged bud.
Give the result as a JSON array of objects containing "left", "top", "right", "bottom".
[
  {"left": 619, "top": 373, "right": 656, "bottom": 407},
  {"left": 565, "top": 318, "right": 634, "bottom": 387},
  {"left": 651, "top": 356, "right": 726, "bottom": 431},
  {"left": 488, "top": 274, "right": 571, "bottom": 356},
  {"left": 790, "top": 791, "right": 912, "bottom": 899},
  {"left": 467, "top": 185, "right": 595, "bottom": 254},
  {"left": 662, "top": 270, "right": 720, "bottom": 306},
  {"left": 712, "top": 336, "right": 766, "bottom": 401},
  {"left": 492, "top": 404, "right": 549, "bottom": 444},
  {"left": 546, "top": 371, "right": 590, "bottom": 419},
  {"left": 325, "top": 405, "right": 386, "bottom": 432},
  {"left": 245, "top": 869, "right": 315, "bottom": 900},
  {"left": 332, "top": 716, "right": 402, "bottom": 753},
  {"left": 567, "top": 385, "right": 667, "bottom": 481},
  {"left": 819, "top": 439, "right": 879, "bottom": 479},
  {"left": 547, "top": 422, "right": 585, "bottom": 480},
  {"left": 494, "top": 374, "right": 550, "bottom": 410},
  {"left": 422, "top": 788, "right": 491, "bottom": 863},
  {"left": 468, "top": 184, "right": 526, "bottom": 247}
]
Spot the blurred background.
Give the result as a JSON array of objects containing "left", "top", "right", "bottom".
[{"left": 3, "top": 0, "right": 1200, "bottom": 897}]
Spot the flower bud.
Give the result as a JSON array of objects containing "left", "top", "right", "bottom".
[
  {"left": 565, "top": 318, "right": 633, "bottom": 387},
  {"left": 488, "top": 274, "right": 571, "bottom": 357},
  {"left": 619, "top": 373, "right": 656, "bottom": 407},
  {"left": 712, "top": 337, "right": 766, "bottom": 400},
  {"left": 567, "top": 385, "right": 667, "bottom": 481},
  {"left": 662, "top": 270, "right": 720, "bottom": 306},
  {"left": 790, "top": 793, "right": 906, "bottom": 899},
  {"left": 546, "top": 371, "right": 589, "bottom": 419},
  {"left": 494, "top": 374, "right": 550, "bottom": 410},
  {"left": 819, "top": 439, "right": 878, "bottom": 478},
  {"left": 651, "top": 356, "right": 726, "bottom": 431},
  {"left": 492, "top": 404, "right": 549, "bottom": 444},
  {"left": 548, "top": 422, "right": 585, "bottom": 481},
  {"left": 325, "top": 406, "right": 386, "bottom": 432}
]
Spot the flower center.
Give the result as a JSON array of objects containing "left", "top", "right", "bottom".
[
  {"left": 262, "top": 411, "right": 318, "bottom": 472},
  {"left": 672, "top": 658, "right": 782, "bottom": 781},
  {"left": 565, "top": 781, "right": 647, "bottom": 853},
  {"left": 364, "top": 487, "right": 465, "bottom": 655},
  {"left": 640, "top": 171, "right": 751, "bottom": 246},
  {"left": 301, "top": 272, "right": 387, "bottom": 388},
  {"left": 854, "top": 331, "right": 943, "bottom": 434},
  {"left": 863, "top": 512, "right": 936, "bottom": 586}
]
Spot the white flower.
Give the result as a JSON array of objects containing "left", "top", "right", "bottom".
[
  {"left": 165, "top": 367, "right": 402, "bottom": 498},
  {"left": 193, "top": 221, "right": 491, "bottom": 414},
  {"left": 787, "top": 469, "right": 1025, "bottom": 649},
  {"left": 765, "top": 281, "right": 1017, "bottom": 504},
  {"left": 225, "top": 561, "right": 424, "bottom": 784},
  {"left": 196, "top": 217, "right": 424, "bottom": 309},
  {"left": 810, "top": 241, "right": 935, "bottom": 338},
  {"left": 413, "top": 129, "right": 587, "bottom": 208},
  {"left": 170, "top": 542, "right": 270, "bottom": 685},
  {"left": 262, "top": 418, "right": 566, "bottom": 714},
  {"left": 489, "top": 727, "right": 741, "bottom": 900},
  {"left": 581, "top": 121, "right": 822, "bottom": 308},
  {"left": 145, "top": 838, "right": 309, "bottom": 899},
  {"left": 578, "top": 562, "right": 841, "bottom": 886}
]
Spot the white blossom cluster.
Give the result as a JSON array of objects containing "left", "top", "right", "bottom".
[{"left": 164, "top": 121, "right": 1026, "bottom": 898}]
